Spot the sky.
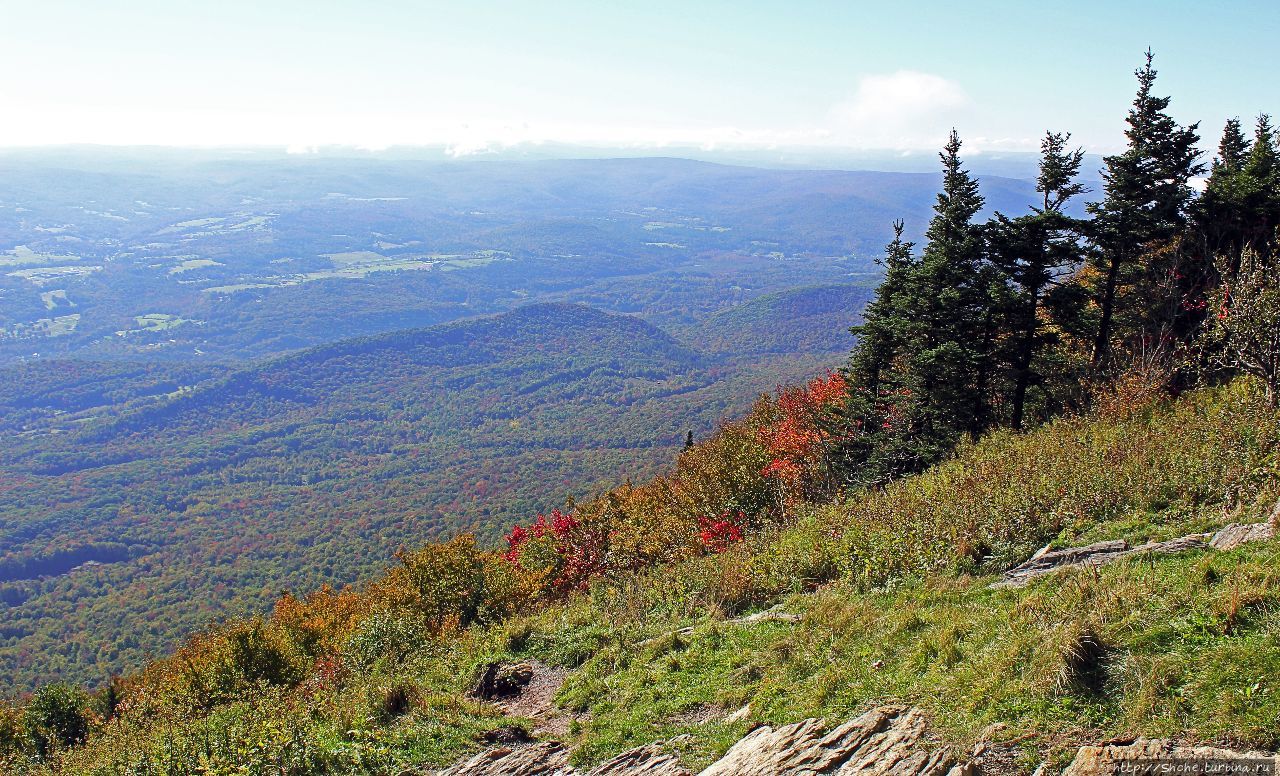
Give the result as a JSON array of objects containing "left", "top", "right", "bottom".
[{"left": 2, "top": 0, "right": 1278, "bottom": 156}]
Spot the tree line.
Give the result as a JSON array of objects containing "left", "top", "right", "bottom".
[{"left": 833, "top": 50, "right": 1280, "bottom": 486}]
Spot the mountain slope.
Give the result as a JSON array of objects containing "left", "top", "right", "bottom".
[
  {"left": 681, "top": 284, "right": 876, "bottom": 355},
  {"left": 12, "top": 380, "right": 1276, "bottom": 774}
]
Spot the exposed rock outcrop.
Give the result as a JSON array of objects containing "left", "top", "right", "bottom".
[
  {"left": 437, "top": 741, "right": 575, "bottom": 776},
  {"left": 588, "top": 741, "right": 691, "bottom": 776},
  {"left": 1210, "top": 521, "right": 1276, "bottom": 551},
  {"left": 996, "top": 520, "right": 1277, "bottom": 589},
  {"left": 436, "top": 706, "right": 963, "bottom": 775},
  {"left": 434, "top": 739, "right": 689, "bottom": 776},
  {"left": 1062, "top": 738, "right": 1276, "bottom": 775},
  {"left": 701, "top": 707, "right": 961, "bottom": 776},
  {"left": 995, "top": 536, "right": 1205, "bottom": 588}
]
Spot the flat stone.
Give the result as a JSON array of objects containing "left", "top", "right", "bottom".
[
  {"left": 995, "top": 540, "right": 1130, "bottom": 588},
  {"left": 436, "top": 741, "right": 575, "bottom": 776},
  {"left": 723, "top": 704, "right": 752, "bottom": 724},
  {"left": 587, "top": 742, "right": 691, "bottom": 775},
  {"left": 1210, "top": 521, "right": 1276, "bottom": 551},
  {"left": 996, "top": 532, "right": 1218, "bottom": 589}
]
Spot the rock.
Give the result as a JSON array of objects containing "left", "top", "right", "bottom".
[
  {"left": 998, "top": 512, "right": 1280, "bottom": 589},
  {"left": 1062, "top": 738, "right": 1276, "bottom": 775},
  {"left": 438, "top": 706, "right": 961, "bottom": 775},
  {"left": 996, "top": 533, "right": 1215, "bottom": 589},
  {"left": 995, "top": 540, "right": 1130, "bottom": 588},
  {"left": 699, "top": 706, "right": 956, "bottom": 776},
  {"left": 1210, "top": 521, "right": 1276, "bottom": 551},
  {"left": 437, "top": 739, "right": 691, "bottom": 776},
  {"left": 587, "top": 742, "right": 691, "bottom": 775},
  {"left": 1129, "top": 534, "right": 1210, "bottom": 556},
  {"left": 472, "top": 661, "right": 536, "bottom": 700},
  {"left": 732, "top": 608, "right": 803, "bottom": 625},
  {"left": 437, "top": 741, "right": 575, "bottom": 776},
  {"left": 723, "top": 704, "right": 752, "bottom": 724}
]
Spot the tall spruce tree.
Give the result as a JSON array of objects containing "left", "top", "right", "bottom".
[
  {"left": 1240, "top": 114, "right": 1280, "bottom": 263},
  {"left": 846, "top": 220, "right": 916, "bottom": 394},
  {"left": 988, "top": 132, "right": 1088, "bottom": 428},
  {"left": 836, "top": 222, "right": 920, "bottom": 484},
  {"left": 836, "top": 130, "right": 991, "bottom": 484},
  {"left": 911, "top": 129, "right": 992, "bottom": 441},
  {"left": 1087, "top": 50, "right": 1203, "bottom": 364},
  {"left": 1197, "top": 118, "right": 1254, "bottom": 262}
]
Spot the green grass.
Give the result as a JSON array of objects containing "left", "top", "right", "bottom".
[{"left": 486, "top": 540, "right": 1280, "bottom": 770}]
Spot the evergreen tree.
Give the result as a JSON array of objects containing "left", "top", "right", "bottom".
[
  {"left": 1197, "top": 118, "right": 1254, "bottom": 261},
  {"left": 1240, "top": 114, "right": 1280, "bottom": 262},
  {"left": 835, "top": 222, "right": 920, "bottom": 483},
  {"left": 987, "top": 131, "right": 1088, "bottom": 428},
  {"left": 1217, "top": 117, "right": 1251, "bottom": 172},
  {"left": 909, "top": 129, "right": 992, "bottom": 441},
  {"left": 846, "top": 220, "right": 917, "bottom": 394},
  {"left": 1087, "top": 50, "right": 1203, "bottom": 364},
  {"left": 836, "top": 131, "right": 992, "bottom": 484}
]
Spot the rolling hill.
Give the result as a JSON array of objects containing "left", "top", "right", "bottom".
[
  {"left": 0, "top": 297, "right": 860, "bottom": 693},
  {"left": 0, "top": 154, "right": 1057, "bottom": 363}
]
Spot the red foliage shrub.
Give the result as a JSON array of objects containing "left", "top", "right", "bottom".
[
  {"left": 756, "top": 371, "right": 848, "bottom": 499},
  {"left": 503, "top": 508, "right": 610, "bottom": 594},
  {"left": 697, "top": 511, "right": 745, "bottom": 553}
]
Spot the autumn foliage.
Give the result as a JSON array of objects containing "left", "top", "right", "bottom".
[
  {"left": 756, "top": 371, "right": 847, "bottom": 502},
  {"left": 697, "top": 511, "right": 746, "bottom": 553}
]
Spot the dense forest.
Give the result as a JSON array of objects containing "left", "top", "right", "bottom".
[
  {"left": 2, "top": 53, "right": 1279, "bottom": 773},
  {"left": 0, "top": 287, "right": 872, "bottom": 692}
]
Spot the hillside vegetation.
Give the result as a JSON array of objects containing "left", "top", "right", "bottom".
[
  {"left": 3, "top": 378, "right": 1274, "bottom": 773},
  {"left": 0, "top": 300, "right": 855, "bottom": 692},
  {"left": 4, "top": 52, "right": 1280, "bottom": 774}
]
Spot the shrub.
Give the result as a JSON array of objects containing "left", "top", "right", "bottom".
[
  {"left": 122, "top": 619, "right": 305, "bottom": 715},
  {"left": 395, "top": 534, "right": 518, "bottom": 630},
  {"left": 504, "top": 509, "right": 610, "bottom": 595},
  {"left": 343, "top": 611, "right": 430, "bottom": 673},
  {"left": 22, "top": 683, "right": 92, "bottom": 760},
  {"left": 1201, "top": 251, "right": 1280, "bottom": 406},
  {"left": 756, "top": 372, "right": 848, "bottom": 504},
  {"left": 271, "top": 584, "right": 372, "bottom": 658},
  {"left": 697, "top": 511, "right": 746, "bottom": 553}
]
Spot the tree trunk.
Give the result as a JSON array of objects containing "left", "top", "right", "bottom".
[
  {"left": 1092, "top": 253, "right": 1122, "bottom": 365},
  {"left": 1011, "top": 289, "right": 1042, "bottom": 430}
]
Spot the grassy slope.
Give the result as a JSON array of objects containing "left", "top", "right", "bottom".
[{"left": 36, "top": 380, "right": 1280, "bottom": 774}]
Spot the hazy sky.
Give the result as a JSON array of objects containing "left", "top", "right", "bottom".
[{"left": 2, "top": 0, "right": 1277, "bottom": 155}]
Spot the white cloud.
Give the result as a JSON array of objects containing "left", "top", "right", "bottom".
[{"left": 828, "top": 71, "right": 970, "bottom": 149}]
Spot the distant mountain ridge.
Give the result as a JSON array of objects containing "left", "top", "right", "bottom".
[{"left": 0, "top": 154, "right": 1060, "bottom": 363}]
